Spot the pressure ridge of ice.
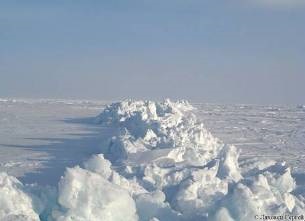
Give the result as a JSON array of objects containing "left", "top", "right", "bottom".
[{"left": 1, "top": 99, "right": 305, "bottom": 221}]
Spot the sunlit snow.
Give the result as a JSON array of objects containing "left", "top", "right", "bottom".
[{"left": 0, "top": 98, "right": 305, "bottom": 221}]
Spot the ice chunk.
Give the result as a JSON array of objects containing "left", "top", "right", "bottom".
[
  {"left": 53, "top": 167, "right": 138, "bottom": 221},
  {"left": 83, "top": 154, "right": 112, "bottom": 178},
  {"left": 173, "top": 164, "right": 228, "bottom": 219},
  {"left": 0, "top": 173, "right": 40, "bottom": 221},
  {"left": 215, "top": 166, "right": 303, "bottom": 221},
  {"left": 210, "top": 207, "right": 234, "bottom": 221},
  {"left": 217, "top": 145, "right": 242, "bottom": 182},
  {"left": 135, "top": 190, "right": 182, "bottom": 221}
]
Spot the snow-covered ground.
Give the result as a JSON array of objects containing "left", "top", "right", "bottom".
[
  {"left": 195, "top": 103, "right": 305, "bottom": 174},
  {"left": 1, "top": 99, "right": 304, "bottom": 184},
  {"left": 0, "top": 98, "right": 305, "bottom": 221},
  {"left": 0, "top": 98, "right": 107, "bottom": 185}
]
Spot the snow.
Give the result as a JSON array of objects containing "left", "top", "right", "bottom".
[
  {"left": 0, "top": 173, "right": 41, "bottom": 221},
  {"left": 53, "top": 166, "right": 138, "bottom": 221},
  {"left": 0, "top": 99, "right": 305, "bottom": 221},
  {"left": 97, "top": 99, "right": 223, "bottom": 166}
]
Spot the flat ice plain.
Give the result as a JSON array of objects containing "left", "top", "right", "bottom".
[{"left": 1, "top": 98, "right": 305, "bottom": 221}]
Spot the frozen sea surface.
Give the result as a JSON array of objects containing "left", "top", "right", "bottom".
[
  {"left": 195, "top": 103, "right": 305, "bottom": 173},
  {"left": 0, "top": 98, "right": 107, "bottom": 185},
  {"left": 1, "top": 98, "right": 305, "bottom": 221},
  {"left": 0, "top": 98, "right": 304, "bottom": 186}
]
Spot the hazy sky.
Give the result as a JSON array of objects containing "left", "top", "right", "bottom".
[{"left": 1, "top": 0, "right": 305, "bottom": 104}]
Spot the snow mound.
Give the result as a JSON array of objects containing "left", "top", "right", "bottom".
[{"left": 1, "top": 99, "right": 305, "bottom": 221}]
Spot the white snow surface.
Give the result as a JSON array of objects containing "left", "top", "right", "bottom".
[
  {"left": 1, "top": 99, "right": 305, "bottom": 221},
  {"left": 0, "top": 173, "right": 41, "bottom": 221}
]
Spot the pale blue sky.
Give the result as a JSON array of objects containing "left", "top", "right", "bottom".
[{"left": 1, "top": 0, "right": 305, "bottom": 104}]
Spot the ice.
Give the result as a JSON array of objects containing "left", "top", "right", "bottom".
[
  {"left": 97, "top": 99, "right": 224, "bottom": 166},
  {"left": 211, "top": 162, "right": 304, "bottom": 221},
  {"left": 217, "top": 145, "right": 242, "bottom": 181},
  {"left": 52, "top": 166, "right": 138, "bottom": 221},
  {"left": 135, "top": 190, "right": 182, "bottom": 221},
  {"left": 0, "top": 173, "right": 41, "bottom": 221},
  {"left": 1, "top": 99, "right": 305, "bottom": 221},
  {"left": 172, "top": 163, "right": 228, "bottom": 218},
  {"left": 210, "top": 207, "right": 234, "bottom": 221},
  {"left": 83, "top": 154, "right": 112, "bottom": 178},
  {"left": 93, "top": 100, "right": 305, "bottom": 220}
]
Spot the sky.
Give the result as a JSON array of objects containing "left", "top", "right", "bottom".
[{"left": 0, "top": 0, "right": 305, "bottom": 104}]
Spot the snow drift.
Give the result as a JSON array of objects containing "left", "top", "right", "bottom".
[{"left": 1, "top": 99, "right": 305, "bottom": 221}]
